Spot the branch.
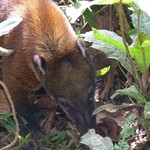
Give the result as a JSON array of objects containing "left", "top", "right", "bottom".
[{"left": 117, "top": 1, "right": 140, "bottom": 89}]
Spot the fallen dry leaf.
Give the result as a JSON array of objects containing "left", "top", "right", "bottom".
[{"left": 96, "top": 110, "right": 126, "bottom": 141}]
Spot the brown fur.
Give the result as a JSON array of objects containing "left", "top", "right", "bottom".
[{"left": 0, "top": 0, "right": 96, "bottom": 134}]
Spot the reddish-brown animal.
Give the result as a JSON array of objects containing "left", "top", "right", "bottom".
[{"left": 0, "top": 0, "right": 96, "bottom": 134}]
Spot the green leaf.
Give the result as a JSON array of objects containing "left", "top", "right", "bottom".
[
  {"left": 19, "top": 116, "right": 28, "bottom": 125},
  {"left": 82, "top": 29, "right": 132, "bottom": 74},
  {"left": 0, "top": 113, "right": 13, "bottom": 119},
  {"left": 126, "top": 113, "right": 137, "bottom": 123},
  {"left": 0, "top": 17, "right": 22, "bottom": 36},
  {"left": 121, "top": 127, "right": 135, "bottom": 139},
  {"left": 96, "top": 66, "right": 110, "bottom": 77},
  {"left": 114, "top": 141, "right": 130, "bottom": 150},
  {"left": 114, "top": 114, "right": 136, "bottom": 150},
  {"left": 93, "top": 28, "right": 126, "bottom": 52},
  {"left": 129, "top": 32, "right": 150, "bottom": 72},
  {"left": 122, "top": 0, "right": 134, "bottom": 6},
  {"left": 90, "top": 0, "right": 134, "bottom": 6},
  {"left": 0, "top": 113, "right": 16, "bottom": 133},
  {"left": 81, "top": 129, "right": 113, "bottom": 150},
  {"left": 130, "top": 10, "right": 150, "bottom": 73},
  {"left": 83, "top": 8, "right": 97, "bottom": 28},
  {"left": 144, "top": 102, "right": 150, "bottom": 119},
  {"left": 142, "top": 40, "right": 150, "bottom": 47},
  {"left": 91, "top": 0, "right": 120, "bottom": 5},
  {"left": 121, "top": 114, "right": 136, "bottom": 138},
  {"left": 111, "top": 85, "right": 147, "bottom": 103},
  {"left": 129, "top": 29, "right": 137, "bottom": 40},
  {"left": 18, "top": 133, "right": 31, "bottom": 149},
  {"left": 131, "top": 11, "right": 150, "bottom": 36}
]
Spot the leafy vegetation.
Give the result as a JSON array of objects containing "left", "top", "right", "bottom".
[
  {"left": 0, "top": 113, "right": 16, "bottom": 134},
  {"left": 114, "top": 114, "right": 136, "bottom": 150},
  {"left": 40, "top": 131, "right": 75, "bottom": 150}
]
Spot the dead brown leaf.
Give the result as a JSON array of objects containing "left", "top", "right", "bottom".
[{"left": 96, "top": 110, "right": 126, "bottom": 141}]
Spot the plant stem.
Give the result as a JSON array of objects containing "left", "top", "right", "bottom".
[
  {"left": 137, "top": 9, "right": 149, "bottom": 95},
  {"left": 118, "top": 1, "right": 140, "bottom": 89}
]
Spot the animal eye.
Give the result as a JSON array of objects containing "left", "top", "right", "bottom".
[{"left": 57, "top": 97, "right": 70, "bottom": 110}]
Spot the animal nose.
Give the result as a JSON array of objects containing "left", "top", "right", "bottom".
[{"left": 76, "top": 112, "right": 96, "bottom": 135}]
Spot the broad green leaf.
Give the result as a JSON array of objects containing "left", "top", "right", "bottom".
[
  {"left": 129, "top": 33, "right": 150, "bottom": 72},
  {"left": 144, "top": 102, "right": 150, "bottom": 119},
  {"left": 131, "top": 11, "right": 150, "bottom": 36},
  {"left": 81, "top": 129, "right": 113, "bottom": 150},
  {"left": 82, "top": 29, "right": 132, "bottom": 74},
  {"left": 93, "top": 28, "right": 126, "bottom": 52},
  {"left": 142, "top": 40, "right": 150, "bottom": 47},
  {"left": 111, "top": 85, "right": 147, "bottom": 103},
  {"left": 133, "top": 0, "right": 150, "bottom": 16},
  {"left": 83, "top": 8, "right": 96, "bottom": 28},
  {"left": 96, "top": 66, "right": 110, "bottom": 77},
  {"left": 122, "top": 0, "right": 134, "bottom": 6},
  {"left": 83, "top": 28, "right": 150, "bottom": 74},
  {"left": 0, "top": 17, "right": 22, "bottom": 36}
]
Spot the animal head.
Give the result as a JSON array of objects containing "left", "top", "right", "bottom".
[{"left": 33, "top": 39, "right": 96, "bottom": 134}]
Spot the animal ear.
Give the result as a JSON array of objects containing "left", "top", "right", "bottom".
[
  {"left": 77, "top": 38, "right": 86, "bottom": 58},
  {"left": 77, "top": 38, "right": 92, "bottom": 61},
  {"left": 33, "top": 54, "right": 46, "bottom": 84}
]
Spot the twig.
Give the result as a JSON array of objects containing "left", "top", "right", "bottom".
[
  {"left": 95, "top": 5, "right": 108, "bottom": 16},
  {"left": 117, "top": 1, "right": 140, "bottom": 89},
  {"left": 0, "top": 81, "right": 19, "bottom": 150}
]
